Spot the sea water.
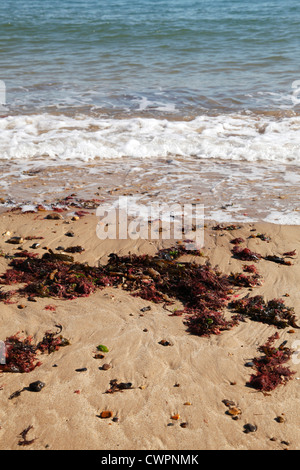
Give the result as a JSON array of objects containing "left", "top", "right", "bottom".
[{"left": 0, "top": 0, "right": 300, "bottom": 222}]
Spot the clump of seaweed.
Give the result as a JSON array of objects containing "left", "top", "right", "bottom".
[
  {"left": 184, "top": 310, "right": 238, "bottom": 337},
  {"left": 229, "top": 272, "right": 262, "bottom": 288},
  {"left": 0, "top": 334, "right": 41, "bottom": 373},
  {"left": 247, "top": 333, "right": 295, "bottom": 392},
  {"left": 65, "top": 246, "right": 85, "bottom": 254},
  {"left": 0, "top": 243, "right": 294, "bottom": 339},
  {"left": 0, "top": 327, "right": 70, "bottom": 373},
  {"left": 250, "top": 233, "right": 271, "bottom": 242},
  {"left": 243, "top": 265, "right": 259, "bottom": 274},
  {"left": 230, "top": 238, "right": 245, "bottom": 245},
  {"left": 37, "top": 325, "right": 70, "bottom": 354},
  {"left": 232, "top": 246, "right": 262, "bottom": 262},
  {"left": 264, "top": 255, "right": 292, "bottom": 266},
  {"left": 230, "top": 295, "right": 299, "bottom": 329},
  {"left": 212, "top": 224, "right": 242, "bottom": 231},
  {"left": 18, "top": 425, "right": 36, "bottom": 446}
]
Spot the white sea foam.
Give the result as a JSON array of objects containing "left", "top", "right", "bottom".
[{"left": 0, "top": 113, "right": 300, "bottom": 164}]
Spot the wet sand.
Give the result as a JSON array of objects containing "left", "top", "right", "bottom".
[{"left": 0, "top": 210, "right": 300, "bottom": 450}]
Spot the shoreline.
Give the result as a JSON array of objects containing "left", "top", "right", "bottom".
[{"left": 0, "top": 209, "right": 300, "bottom": 450}]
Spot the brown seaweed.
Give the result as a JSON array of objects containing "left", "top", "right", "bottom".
[
  {"left": 264, "top": 255, "right": 292, "bottom": 266},
  {"left": 18, "top": 425, "right": 36, "bottom": 446},
  {"left": 230, "top": 295, "right": 299, "bottom": 329}
]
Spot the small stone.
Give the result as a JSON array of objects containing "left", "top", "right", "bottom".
[
  {"left": 99, "top": 411, "right": 113, "bottom": 419},
  {"left": 112, "top": 417, "right": 119, "bottom": 423},
  {"left": 159, "top": 339, "right": 172, "bottom": 347},
  {"left": 102, "top": 364, "right": 111, "bottom": 371},
  {"left": 281, "top": 441, "right": 290, "bottom": 446},
  {"left": 65, "top": 231, "right": 75, "bottom": 237},
  {"left": 140, "top": 306, "right": 151, "bottom": 312},
  {"left": 243, "top": 423, "right": 257, "bottom": 433},
  {"left": 46, "top": 213, "right": 63, "bottom": 220},
  {"left": 31, "top": 243, "right": 40, "bottom": 249},
  {"left": 29, "top": 381, "right": 45, "bottom": 392},
  {"left": 171, "top": 414, "right": 180, "bottom": 420},
  {"left": 7, "top": 237, "right": 24, "bottom": 245},
  {"left": 180, "top": 422, "right": 188, "bottom": 428},
  {"left": 72, "top": 216, "right": 80, "bottom": 221},
  {"left": 17, "top": 305, "right": 26, "bottom": 309},
  {"left": 75, "top": 368, "right": 87, "bottom": 372},
  {"left": 94, "top": 353, "right": 105, "bottom": 359},
  {"left": 276, "top": 416, "right": 286, "bottom": 423},
  {"left": 97, "top": 345, "right": 109, "bottom": 353},
  {"left": 222, "top": 399, "right": 235, "bottom": 407},
  {"left": 227, "top": 406, "right": 242, "bottom": 417},
  {"left": 184, "top": 402, "right": 192, "bottom": 406},
  {"left": 245, "top": 361, "right": 255, "bottom": 368}
]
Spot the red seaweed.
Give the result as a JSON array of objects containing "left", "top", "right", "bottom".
[
  {"left": 243, "top": 265, "right": 259, "bottom": 274},
  {"left": 232, "top": 246, "right": 262, "bottom": 262},
  {"left": 229, "top": 272, "right": 262, "bottom": 287},
  {"left": 0, "top": 334, "right": 41, "bottom": 373},
  {"left": 247, "top": 333, "right": 295, "bottom": 392},
  {"left": 0, "top": 327, "right": 70, "bottom": 373},
  {"left": 230, "top": 238, "right": 245, "bottom": 245}
]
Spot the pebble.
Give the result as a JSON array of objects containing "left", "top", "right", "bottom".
[
  {"left": 99, "top": 411, "right": 113, "bottom": 419},
  {"left": 227, "top": 406, "right": 242, "bottom": 417},
  {"left": 159, "top": 339, "right": 172, "bottom": 346},
  {"left": 7, "top": 237, "right": 24, "bottom": 245},
  {"left": 243, "top": 423, "right": 257, "bottom": 433},
  {"left": 75, "top": 368, "right": 87, "bottom": 372},
  {"left": 65, "top": 231, "right": 75, "bottom": 237},
  {"left": 29, "top": 381, "right": 45, "bottom": 392},
  {"left": 171, "top": 414, "right": 180, "bottom": 420},
  {"left": 31, "top": 243, "right": 40, "bottom": 249},
  {"left": 140, "top": 306, "right": 152, "bottom": 312},
  {"left": 245, "top": 361, "right": 255, "bottom": 367},
  {"left": 101, "top": 364, "right": 111, "bottom": 371},
  {"left": 46, "top": 213, "right": 63, "bottom": 220}
]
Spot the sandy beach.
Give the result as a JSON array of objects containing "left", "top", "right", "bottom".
[{"left": 0, "top": 208, "right": 299, "bottom": 450}]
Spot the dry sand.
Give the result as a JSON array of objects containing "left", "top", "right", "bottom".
[{"left": 0, "top": 210, "right": 300, "bottom": 450}]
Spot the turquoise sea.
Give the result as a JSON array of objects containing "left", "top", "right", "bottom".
[{"left": 0, "top": 0, "right": 300, "bottom": 222}]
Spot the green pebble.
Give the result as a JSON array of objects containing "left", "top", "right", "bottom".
[{"left": 97, "top": 345, "right": 109, "bottom": 353}]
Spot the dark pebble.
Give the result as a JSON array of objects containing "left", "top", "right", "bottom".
[
  {"left": 180, "top": 423, "right": 188, "bottom": 428},
  {"left": 29, "top": 381, "right": 45, "bottom": 392},
  {"left": 159, "top": 339, "right": 172, "bottom": 346},
  {"left": 75, "top": 368, "right": 87, "bottom": 372},
  {"left": 141, "top": 306, "right": 151, "bottom": 312},
  {"left": 243, "top": 423, "right": 257, "bottom": 433},
  {"left": 245, "top": 362, "right": 255, "bottom": 367},
  {"left": 101, "top": 364, "right": 111, "bottom": 371}
]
